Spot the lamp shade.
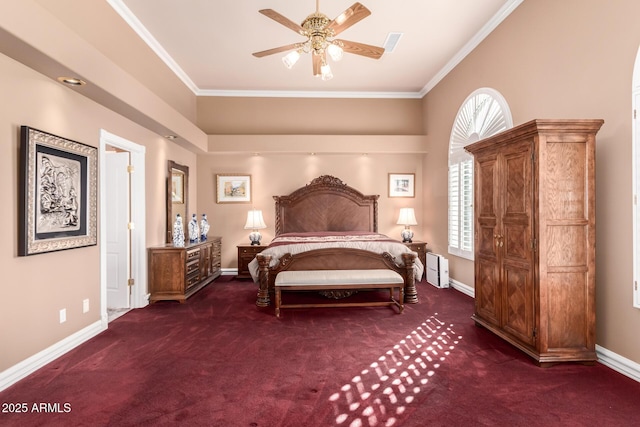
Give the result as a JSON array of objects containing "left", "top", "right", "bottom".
[
  {"left": 244, "top": 209, "right": 267, "bottom": 230},
  {"left": 397, "top": 208, "right": 418, "bottom": 226}
]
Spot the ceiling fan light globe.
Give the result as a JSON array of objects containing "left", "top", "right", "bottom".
[
  {"left": 327, "top": 43, "right": 343, "bottom": 61},
  {"left": 321, "top": 63, "right": 333, "bottom": 81},
  {"left": 282, "top": 50, "right": 301, "bottom": 69}
]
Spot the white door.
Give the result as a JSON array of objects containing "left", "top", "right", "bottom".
[{"left": 106, "top": 151, "right": 130, "bottom": 309}]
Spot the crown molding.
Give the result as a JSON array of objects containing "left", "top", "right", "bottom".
[
  {"left": 419, "top": 0, "right": 524, "bottom": 97},
  {"left": 195, "top": 89, "right": 423, "bottom": 99},
  {"left": 107, "top": 0, "right": 199, "bottom": 93}
]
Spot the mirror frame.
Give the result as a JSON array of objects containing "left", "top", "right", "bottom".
[{"left": 166, "top": 160, "right": 189, "bottom": 243}]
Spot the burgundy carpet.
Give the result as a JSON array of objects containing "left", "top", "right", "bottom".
[{"left": 1, "top": 277, "right": 639, "bottom": 426}]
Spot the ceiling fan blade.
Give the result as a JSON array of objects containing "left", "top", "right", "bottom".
[
  {"left": 312, "top": 52, "right": 323, "bottom": 76},
  {"left": 327, "top": 3, "right": 371, "bottom": 36},
  {"left": 259, "top": 9, "right": 304, "bottom": 35},
  {"left": 336, "top": 39, "right": 385, "bottom": 59},
  {"left": 252, "top": 43, "right": 300, "bottom": 58}
]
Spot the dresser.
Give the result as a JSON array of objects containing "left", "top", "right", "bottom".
[
  {"left": 237, "top": 244, "right": 266, "bottom": 279},
  {"left": 148, "top": 237, "right": 222, "bottom": 303},
  {"left": 465, "top": 119, "right": 602, "bottom": 365}
]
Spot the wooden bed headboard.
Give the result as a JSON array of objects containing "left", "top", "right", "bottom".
[{"left": 274, "top": 175, "right": 379, "bottom": 235}]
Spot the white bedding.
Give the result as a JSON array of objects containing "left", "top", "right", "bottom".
[{"left": 248, "top": 234, "right": 424, "bottom": 282}]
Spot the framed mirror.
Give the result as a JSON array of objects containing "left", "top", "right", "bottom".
[{"left": 166, "top": 160, "right": 189, "bottom": 243}]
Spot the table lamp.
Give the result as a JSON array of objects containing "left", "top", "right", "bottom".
[
  {"left": 397, "top": 207, "right": 417, "bottom": 243},
  {"left": 244, "top": 209, "right": 267, "bottom": 245}
]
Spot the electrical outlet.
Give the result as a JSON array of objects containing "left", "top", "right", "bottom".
[
  {"left": 82, "top": 299, "right": 90, "bottom": 313},
  {"left": 59, "top": 308, "right": 66, "bottom": 324}
]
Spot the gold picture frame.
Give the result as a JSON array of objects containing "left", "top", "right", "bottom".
[{"left": 216, "top": 174, "right": 251, "bottom": 203}]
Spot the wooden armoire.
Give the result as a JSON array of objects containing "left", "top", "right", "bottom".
[{"left": 465, "top": 119, "right": 603, "bottom": 365}]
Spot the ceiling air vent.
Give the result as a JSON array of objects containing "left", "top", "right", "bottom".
[{"left": 383, "top": 32, "right": 403, "bottom": 53}]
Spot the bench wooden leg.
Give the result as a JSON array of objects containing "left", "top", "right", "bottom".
[{"left": 274, "top": 284, "right": 406, "bottom": 317}]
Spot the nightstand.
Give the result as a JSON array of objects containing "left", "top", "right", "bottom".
[
  {"left": 237, "top": 244, "right": 266, "bottom": 279},
  {"left": 403, "top": 241, "right": 427, "bottom": 280}
]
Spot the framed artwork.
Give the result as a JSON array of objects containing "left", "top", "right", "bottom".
[
  {"left": 171, "top": 171, "right": 184, "bottom": 203},
  {"left": 216, "top": 174, "right": 251, "bottom": 203},
  {"left": 19, "top": 126, "right": 98, "bottom": 256},
  {"left": 388, "top": 173, "right": 415, "bottom": 198}
]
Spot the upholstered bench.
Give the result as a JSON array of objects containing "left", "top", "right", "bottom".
[{"left": 274, "top": 269, "right": 405, "bottom": 318}]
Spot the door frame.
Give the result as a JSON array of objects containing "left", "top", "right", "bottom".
[
  {"left": 99, "top": 130, "right": 147, "bottom": 326},
  {"left": 633, "top": 45, "right": 640, "bottom": 309}
]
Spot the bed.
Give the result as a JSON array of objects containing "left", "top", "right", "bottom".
[{"left": 249, "top": 175, "right": 423, "bottom": 308}]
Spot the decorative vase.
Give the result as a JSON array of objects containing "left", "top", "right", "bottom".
[
  {"left": 401, "top": 227, "right": 414, "bottom": 243},
  {"left": 188, "top": 213, "right": 200, "bottom": 243},
  {"left": 200, "top": 214, "right": 210, "bottom": 241},
  {"left": 173, "top": 214, "right": 185, "bottom": 247}
]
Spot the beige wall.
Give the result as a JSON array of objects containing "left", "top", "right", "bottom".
[
  {"left": 423, "top": 0, "right": 640, "bottom": 362},
  {"left": 197, "top": 152, "right": 425, "bottom": 269},
  {"left": 0, "top": 52, "right": 196, "bottom": 371},
  {"left": 197, "top": 97, "right": 423, "bottom": 135}
]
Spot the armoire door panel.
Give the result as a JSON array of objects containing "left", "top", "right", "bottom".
[
  {"left": 546, "top": 224, "right": 588, "bottom": 267},
  {"left": 545, "top": 142, "right": 587, "bottom": 220},
  {"left": 503, "top": 142, "right": 532, "bottom": 216},
  {"left": 475, "top": 256, "right": 501, "bottom": 326},
  {"left": 546, "top": 272, "right": 589, "bottom": 349},
  {"left": 477, "top": 222, "right": 498, "bottom": 257},
  {"left": 502, "top": 264, "right": 534, "bottom": 346},
  {"left": 476, "top": 156, "right": 497, "bottom": 218},
  {"left": 503, "top": 222, "right": 531, "bottom": 263}
]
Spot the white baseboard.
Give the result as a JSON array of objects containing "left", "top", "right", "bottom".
[
  {"left": 0, "top": 319, "right": 107, "bottom": 392},
  {"left": 449, "top": 278, "right": 474, "bottom": 297},
  {"left": 596, "top": 345, "right": 640, "bottom": 382},
  {"left": 448, "top": 278, "right": 640, "bottom": 384}
]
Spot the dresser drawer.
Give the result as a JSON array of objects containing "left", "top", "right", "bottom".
[
  {"left": 185, "top": 272, "right": 201, "bottom": 289},
  {"left": 186, "top": 248, "right": 200, "bottom": 261},
  {"left": 186, "top": 259, "right": 200, "bottom": 276}
]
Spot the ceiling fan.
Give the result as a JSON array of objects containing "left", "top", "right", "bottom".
[{"left": 252, "top": 1, "right": 385, "bottom": 81}]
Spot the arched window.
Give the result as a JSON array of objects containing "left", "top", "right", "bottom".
[{"left": 448, "top": 88, "right": 513, "bottom": 260}]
